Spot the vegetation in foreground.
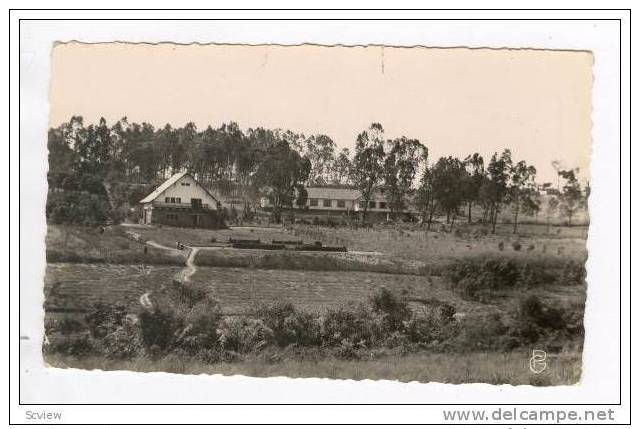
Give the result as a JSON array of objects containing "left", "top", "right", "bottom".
[{"left": 44, "top": 275, "right": 584, "bottom": 384}]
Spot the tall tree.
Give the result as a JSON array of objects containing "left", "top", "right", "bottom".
[
  {"left": 304, "top": 134, "right": 336, "bottom": 185},
  {"left": 383, "top": 137, "right": 425, "bottom": 219},
  {"left": 507, "top": 160, "right": 538, "bottom": 234},
  {"left": 559, "top": 168, "right": 584, "bottom": 226},
  {"left": 351, "top": 123, "right": 386, "bottom": 225},
  {"left": 546, "top": 196, "right": 559, "bottom": 233},
  {"left": 330, "top": 148, "right": 353, "bottom": 185},
  {"left": 415, "top": 152, "right": 439, "bottom": 230},
  {"left": 253, "top": 141, "right": 311, "bottom": 223},
  {"left": 463, "top": 153, "right": 485, "bottom": 223},
  {"left": 484, "top": 149, "right": 513, "bottom": 234},
  {"left": 430, "top": 156, "right": 468, "bottom": 228}
]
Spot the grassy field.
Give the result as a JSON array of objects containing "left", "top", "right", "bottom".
[
  {"left": 46, "top": 349, "right": 581, "bottom": 385},
  {"left": 46, "top": 225, "right": 186, "bottom": 264},
  {"left": 43, "top": 221, "right": 588, "bottom": 385},
  {"left": 45, "top": 262, "right": 585, "bottom": 318},
  {"left": 44, "top": 264, "right": 183, "bottom": 313},
  {"left": 128, "top": 224, "right": 304, "bottom": 249},
  {"left": 289, "top": 223, "right": 588, "bottom": 263}
]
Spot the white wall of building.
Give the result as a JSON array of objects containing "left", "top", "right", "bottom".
[{"left": 153, "top": 175, "right": 218, "bottom": 208}]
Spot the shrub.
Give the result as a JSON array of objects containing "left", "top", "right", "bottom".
[
  {"left": 445, "top": 256, "right": 586, "bottom": 300},
  {"left": 445, "top": 258, "right": 521, "bottom": 299},
  {"left": 85, "top": 303, "right": 127, "bottom": 339},
  {"left": 50, "top": 315, "right": 85, "bottom": 335},
  {"left": 45, "top": 332, "right": 95, "bottom": 357},
  {"left": 102, "top": 321, "right": 144, "bottom": 359},
  {"left": 218, "top": 316, "right": 273, "bottom": 353},
  {"left": 453, "top": 313, "right": 517, "bottom": 351},
  {"left": 321, "top": 305, "right": 384, "bottom": 348},
  {"left": 255, "top": 303, "right": 322, "bottom": 347},
  {"left": 559, "top": 260, "right": 587, "bottom": 285},
  {"left": 512, "top": 241, "right": 522, "bottom": 251},
  {"left": 507, "top": 295, "right": 585, "bottom": 348},
  {"left": 175, "top": 302, "right": 223, "bottom": 354},
  {"left": 518, "top": 295, "right": 565, "bottom": 331},
  {"left": 404, "top": 303, "right": 458, "bottom": 346},
  {"left": 369, "top": 288, "right": 411, "bottom": 332},
  {"left": 334, "top": 339, "right": 360, "bottom": 360},
  {"left": 138, "top": 304, "right": 182, "bottom": 351}
]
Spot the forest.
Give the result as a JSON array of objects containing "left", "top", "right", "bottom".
[{"left": 47, "top": 117, "right": 589, "bottom": 229}]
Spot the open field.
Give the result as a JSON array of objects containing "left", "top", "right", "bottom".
[
  {"left": 45, "top": 262, "right": 585, "bottom": 328},
  {"left": 43, "top": 222, "right": 587, "bottom": 384},
  {"left": 127, "top": 224, "right": 304, "bottom": 249},
  {"left": 46, "top": 225, "right": 186, "bottom": 264},
  {"left": 46, "top": 349, "right": 581, "bottom": 385},
  {"left": 45, "top": 264, "right": 183, "bottom": 313},
  {"left": 289, "top": 223, "right": 589, "bottom": 263}
]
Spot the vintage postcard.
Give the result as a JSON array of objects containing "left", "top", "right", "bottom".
[{"left": 41, "top": 42, "right": 592, "bottom": 386}]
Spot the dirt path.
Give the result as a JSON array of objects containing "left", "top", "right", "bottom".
[
  {"left": 138, "top": 245, "right": 203, "bottom": 311},
  {"left": 176, "top": 247, "right": 199, "bottom": 284}
]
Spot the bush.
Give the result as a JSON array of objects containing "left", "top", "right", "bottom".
[
  {"left": 254, "top": 302, "right": 321, "bottom": 346},
  {"left": 46, "top": 184, "right": 114, "bottom": 226},
  {"left": 175, "top": 302, "right": 222, "bottom": 354},
  {"left": 369, "top": 288, "right": 411, "bottom": 332},
  {"left": 85, "top": 303, "right": 127, "bottom": 339},
  {"left": 49, "top": 315, "right": 85, "bottom": 335},
  {"left": 507, "top": 295, "right": 585, "bottom": 349},
  {"left": 518, "top": 295, "right": 565, "bottom": 330},
  {"left": 102, "top": 321, "right": 144, "bottom": 359},
  {"left": 321, "top": 305, "right": 384, "bottom": 348},
  {"left": 138, "top": 304, "right": 182, "bottom": 351},
  {"left": 559, "top": 260, "right": 587, "bottom": 284},
  {"left": 512, "top": 241, "right": 522, "bottom": 251},
  {"left": 452, "top": 313, "right": 517, "bottom": 351},
  {"left": 218, "top": 316, "right": 273, "bottom": 353},
  {"left": 45, "top": 332, "right": 95, "bottom": 357},
  {"left": 445, "top": 258, "right": 521, "bottom": 299},
  {"left": 445, "top": 256, "right": 586, "bottom": 300},
  {"left": 403, "top": 303, "right": 458, "bottom": 346}
]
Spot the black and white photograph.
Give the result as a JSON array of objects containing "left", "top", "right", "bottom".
[
  {"left": 11, "top": 8, "right": 631, "bottom": 425},
  {"left": 42, "top": 42, "right": 592, "bottom": 385}
]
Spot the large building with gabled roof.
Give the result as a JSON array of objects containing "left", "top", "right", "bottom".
[{"left": 139, "top": 172, "right": 224, "bottom": 228}]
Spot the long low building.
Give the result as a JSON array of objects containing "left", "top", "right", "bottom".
[
  {"left": 261, "top": 186, "right": 416, "bottom": 215},
  {"left": 140, "top": 175, "right": 415, "bottom": 228}
]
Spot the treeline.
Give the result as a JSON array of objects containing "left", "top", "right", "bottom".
[{"left": 47, "top": 117, "right": 588, "bottom": 230}]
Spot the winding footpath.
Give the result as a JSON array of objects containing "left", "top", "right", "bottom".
[{"left": 138, "top": 241, "right": 201, "bottom": 311}]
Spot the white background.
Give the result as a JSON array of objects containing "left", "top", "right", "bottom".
[{"left": 9, "top": 6, "right": 632, "bottom": 425}]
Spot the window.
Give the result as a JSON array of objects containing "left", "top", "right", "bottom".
[
  {"left": 323, "top": 199, "right": 332, "bottom": 207},
  {"left": 369, "top": 201, "right": 376, "bottom": 209},
  {"left": 165, "top": 197, "right": 171, "bottom": 203},
  {"left": 337, "top": 200, "right": 346, "bottom": 208},
  {"left": 379, "top": 201, "right": 387, "bottom": 209},
  {"left": 309, "top": 199, "right": 318, "bottom": 207},
  {"left": 176, "top": 197, "right": 181, "bottom": 203},
  {"left": 181, "top": 182, "right": 191, "bottom": 186},
  {"left": 165, "top": 197, "right": 181, "bottom": 204}
]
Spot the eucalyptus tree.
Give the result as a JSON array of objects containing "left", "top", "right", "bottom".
[{"left": 352, "top": 123, "right": 386, "bottom": 225}]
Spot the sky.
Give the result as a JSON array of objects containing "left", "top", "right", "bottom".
[{"left": 49, "top": 42, "right": 593, "bottom": 184}]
